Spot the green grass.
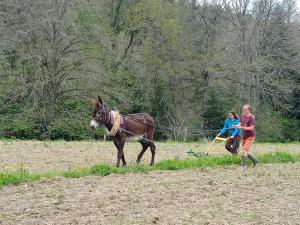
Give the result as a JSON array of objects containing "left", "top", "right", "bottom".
[
  {"left": 0, "top": 151, "right": 299, "bottom": 189},
  {"left": 64, "top": 167, "right": 90, "bottom": 178},
  {"left": 0, "top": 167, "right": 41, "bottom": 187}
]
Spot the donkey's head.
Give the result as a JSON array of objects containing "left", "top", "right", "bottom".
[{"left": 90, "top": 96, "right": 108, "bottom": 129}]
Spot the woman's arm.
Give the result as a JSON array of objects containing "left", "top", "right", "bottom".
[
  {"left": 240, "top": 125, "right": 255, "bottom": 131},
  {"left": 218, "top": 119, "right": 229, "bottom": 135},
  {"left": 233, "top": 124, "right": 255, "bottom": 131},
  {"left": 232, "top": 120, "right": 241, "bottom": 136}
]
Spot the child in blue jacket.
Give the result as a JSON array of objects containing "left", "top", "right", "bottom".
[{"left": 218, "top": 112, "right": 241, "bottom": 154}]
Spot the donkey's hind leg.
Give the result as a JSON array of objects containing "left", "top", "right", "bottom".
[
  {"left": 137, "top": 140, "right": 149, "bottom": 164},
  {"left": 149, "top": 142, "right": 156, "bottom": 166}
]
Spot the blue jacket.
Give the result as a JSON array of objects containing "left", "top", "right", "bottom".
[{"left": 220, "top": 118, "right": 241, "bottom": 136}]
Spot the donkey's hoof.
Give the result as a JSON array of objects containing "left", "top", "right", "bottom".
[{"left": 150, "top": 162, "right": 154, "bottom": 166}]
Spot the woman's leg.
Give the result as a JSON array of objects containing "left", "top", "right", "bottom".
[
  {"left": 242, "top": 138, "right": 258, "bottom": 166},
  {"left": 232, "top": 136, "right": 240, "bottom": 154},
  {"left": 241, "top": 139, "right": 247, "bottom": 166},
  {"left": 225, "top": 138, "right": 234, "bottom": 153}
]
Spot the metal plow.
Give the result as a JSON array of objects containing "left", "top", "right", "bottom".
[{"left": 206, "top": 136, "right": 228, "bottom": 153}]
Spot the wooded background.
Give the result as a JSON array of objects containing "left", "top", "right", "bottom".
[{"left": 0, "top": 0, "right": 299, "bottom": 141}]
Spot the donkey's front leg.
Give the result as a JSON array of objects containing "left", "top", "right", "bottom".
[
  {"left": 119, "top": 137, "right": 127, "bottom": 166},
  {"left": 114, "top": 137, "right": 126, "bottom": 167},
  {"left": 121, "top": 153, "right": 127, "bottom": 167},
  {"left": 113, "top": 138, "right": 121, "bottom": 167}
]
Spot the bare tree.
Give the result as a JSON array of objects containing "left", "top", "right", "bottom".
[{"left": 0, "top": 0, "right": 88, "bottom": 134}]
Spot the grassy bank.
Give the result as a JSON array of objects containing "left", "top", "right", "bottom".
[{"left": 1, "top": 151, "right": 299, "bottom": 189}]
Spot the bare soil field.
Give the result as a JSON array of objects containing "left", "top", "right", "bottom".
[
  {"left": 0, "top": 162, "right": 299, "bottom": 225},
  {"left": 0, "top": 140, "right": 299, "bottom": 172}
]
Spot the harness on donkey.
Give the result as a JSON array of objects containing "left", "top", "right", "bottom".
[{"left": 108, "top": 111, "right": 155, "bottom": 143}]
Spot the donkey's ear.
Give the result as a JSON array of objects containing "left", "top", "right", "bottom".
[
  {"left": 98, "top": 96, "right": 103, "bottom": 105},
  {"left": 91, "top": 99, "right": 97, "bottom": 107}
]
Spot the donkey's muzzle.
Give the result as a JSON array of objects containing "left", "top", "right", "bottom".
[{"left": 90, "top": 120, "right": 99, "bottom": 129}]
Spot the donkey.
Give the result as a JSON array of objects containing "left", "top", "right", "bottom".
[{"left": 90, "top": 96, "right": 156, "bottom": 167}]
